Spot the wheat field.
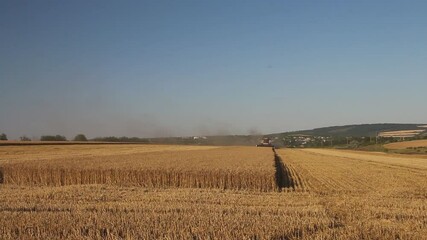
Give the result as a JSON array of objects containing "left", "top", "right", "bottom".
[
  {"left": 0, "top": 144, "right": 426, "bottom": 239},
  {"left": 1, "top": 145, "right": 276, "bottom": 191},
  {"left": 377, "top": 130, "right": 425, "bottom": 138},
  {"left": 384, "top": 139, "right": 427, "bottom": 150}
]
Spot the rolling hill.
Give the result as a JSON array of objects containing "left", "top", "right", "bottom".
[{"left": 270, "top": 123, "right": 427, "bottom": 138}]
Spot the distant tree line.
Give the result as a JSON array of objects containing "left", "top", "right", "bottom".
[
  {"left": 0, "top": 133, "right": 31, "bottom": 141},
  {"left": 2, "top": 131, "right": 427, "bottom": 145},
  {"left": 91, "top": 136, "right": 149, "bottom": 143},
  {"left": 20, "top": 136, "right": 31, "bottom": 141},
  {"left": 0, "top": 133, "right": 7, "bottom": 140},
  {"left": 37, "top": 134, "right": 90, "bottom": 141},
  {"left": 0, "top": 133, "right": 149, "bottom": 142},
  {"left": 40, "top": 135, "right": 67, "bottom": 141},
  {"left": 73, "top": 134, "right": 88, "bottom": 141}
]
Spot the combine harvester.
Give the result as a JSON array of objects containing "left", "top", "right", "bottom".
[{"left": 256, "top": 137, "right": 275, "bottom": 148}]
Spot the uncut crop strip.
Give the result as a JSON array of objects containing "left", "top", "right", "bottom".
[
  {"left": 1, "top": 147, "right": 277, "bottom": 191},
  {"left": 2, "top": 167, "right": 276, "bottom": 191}
]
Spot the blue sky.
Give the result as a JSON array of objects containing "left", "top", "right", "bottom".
[{"left": 1, "top": 0, "right": 426, "bottom": 139}]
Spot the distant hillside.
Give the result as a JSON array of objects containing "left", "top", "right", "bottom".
[
  {"left": 59, "top": 124, "right": 426, "bottom": 147},
  {"left": 270, "top": 123, "right": 427, "bottom": 138}
]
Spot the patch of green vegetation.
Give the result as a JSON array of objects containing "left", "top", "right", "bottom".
[
  {"left": 356, "top": 144, "right": 388, "bottom": 152},
  {"left": 392, "top": 147, "right": 427, "bottom": 155}
]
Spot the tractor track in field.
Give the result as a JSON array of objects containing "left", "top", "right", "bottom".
[
  {"left": 0, "top": 167, "right": 3, "bottom": 184},
  {"left": 273, "top": 148, "right": 296, "bottom": 191}
]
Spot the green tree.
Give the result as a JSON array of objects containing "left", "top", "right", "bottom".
[
  {"left": 73, "top": 134, "right": 88, "bottom": 141},
  {"left": 40, "top": 135, "right": 67, "bottom": 141},
  {"left": 0, "top": 133, "right": 7, "bottom": 140}
]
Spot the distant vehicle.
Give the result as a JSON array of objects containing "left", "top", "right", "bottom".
[{"left": 256, "top": 137, "right": 274, "bottom": 148}]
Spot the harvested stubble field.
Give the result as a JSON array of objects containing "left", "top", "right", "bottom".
[
  {"left": 0, "top": 145, "right": 427, "bottom": 239},
  {"left": 276, "top": 149, "right": 427, "bottom": 239}
]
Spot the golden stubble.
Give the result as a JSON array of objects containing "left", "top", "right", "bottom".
[{"left": 0, "top": 146, "right": 426, "bottom": 239}]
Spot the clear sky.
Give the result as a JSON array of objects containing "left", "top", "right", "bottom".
[{"left": 1, "top": 0, "right": 426, "bottom": 139}]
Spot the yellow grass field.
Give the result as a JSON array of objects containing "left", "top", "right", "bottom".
[
  {"left": 1, "top": 145, "right": 426, "bottom": 239},
  {"left": 378, "top": 130, "right": 425, "bottom": 137},
  {"left": 384, "top": 139, "right": 427, "bottom": 150}
]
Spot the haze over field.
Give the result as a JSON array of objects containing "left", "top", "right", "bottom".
[{"left": 1, "top": 0, "right": 426, "bottom": 139}]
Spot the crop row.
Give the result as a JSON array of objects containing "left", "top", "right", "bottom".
[{"left": 2, "top": 167, "right": 276, "bottom": 191}]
